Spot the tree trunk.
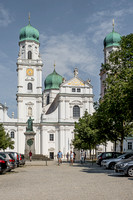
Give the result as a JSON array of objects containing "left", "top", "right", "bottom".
[
  {"left": 89, "top": 148, "right": 91, "bottom": 159},
  {"left": 105, "top": 142, "right": 107, "bottom": 152},
  {"left": 114, "top": 140, "right": 117, "bottom": 151},
  {"left": 120, "top": 139, "right": 123, "bottom": 153}
]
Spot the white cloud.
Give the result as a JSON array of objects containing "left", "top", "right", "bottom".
[
  {"left": 0, "top": 5, "right": 13, "bottom": 27},
  {"left": 40, "top": 33, "right": 99, "bottom": 82},
  {"left": 86, "top": 6, "right": 133, "bottom": 44}
]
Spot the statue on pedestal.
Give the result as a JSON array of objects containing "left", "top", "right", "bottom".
[{"left": 26, "top": 117, "right": 34, "bottom": 132}]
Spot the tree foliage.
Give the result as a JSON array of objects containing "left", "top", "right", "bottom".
[
  {"left": 0, "top": 123, "right": 14, "bottom": 150},
  {"left": 73, "top": 34, "right": 133, "bottom": 154},
  {"left": 73, "top": 111, "right": 98, "bottom": 157},
  {"left": 98, "top": 33, "right": 133, "bottom": 152}
]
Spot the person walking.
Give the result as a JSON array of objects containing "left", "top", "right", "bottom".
[
  {"left": 80, "top": 150, "right": 84, "bottom": 164},
  {"left": 57, "top": 150, "right": 63, "bottom": 166},
  {"left": 70, "top": 151, "right": 74, "bottom": 165},
  {"left": 73, "top": 152, "right": 76, "bottom": 163},
  {"left": 66, "top": 152, "right": 69, "bottom": 162},
  {"left": 29, "top": 150, "right": 32, "bottom": 162}
]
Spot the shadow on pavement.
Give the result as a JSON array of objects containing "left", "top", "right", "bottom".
[{"left": 69, "top": 161, "right": 127, "bottom": 178}]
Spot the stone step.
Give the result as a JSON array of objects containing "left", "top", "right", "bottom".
[{"left": 25, "top": 154, "right": 50, "bottom": 161}]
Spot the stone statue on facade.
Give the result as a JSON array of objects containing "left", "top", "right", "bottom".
[{"left": 26, "top": 117, "right": 34, "bottom": 132}]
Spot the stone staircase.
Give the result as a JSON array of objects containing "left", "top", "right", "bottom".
[{"left": 25, "top": 154, "right": 51, "bottom": 161}]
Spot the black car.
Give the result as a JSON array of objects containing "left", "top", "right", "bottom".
[
  {"left": 0, "top": 152, "right": 16, "bottom": 171},
  {"left": 96, "top": 152, "right": 123, "bottom": 166},
  {"left": 0, "top": 155, "right": 8, "bottom": 174}
]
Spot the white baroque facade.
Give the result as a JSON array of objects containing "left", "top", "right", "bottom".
[{"left": 0, "top": 22, "right": 95, "bottom": 159}]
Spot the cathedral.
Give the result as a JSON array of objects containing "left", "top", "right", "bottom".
[
  {"left": 0, "top": 21, "right": 94, "bottom": 159},
  {"left": 1, "top": 20, "right": 132, "bottom": 158}
]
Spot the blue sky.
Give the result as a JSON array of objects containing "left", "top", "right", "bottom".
[{"left": 0, "top": 0, "right": 133, "bottom": 117}]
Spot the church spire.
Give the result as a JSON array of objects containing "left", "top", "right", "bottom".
[{"left": 112, "top": 18, "right": 114, "bottom": 31}]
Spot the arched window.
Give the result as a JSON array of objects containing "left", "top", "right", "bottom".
[
  {"left": 11, "top": 131, "right": 14, "bottom": 138},
  {"left": 28, "top": 107, "right": 32, "bottom": 116},
  {"left": 27, "top": 82, "right": 32, "bottom": 90},
  {"left": 28, "top": 51, "right": 32, "bottom": 59},
  {"left": 73, "top": 105, "right": 80, "bottom": 118}
]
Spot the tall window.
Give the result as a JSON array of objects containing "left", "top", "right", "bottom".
[
  {"left": 73, "top": 105, "right": 80, "bottom": 118},
  {"left": 27, "top": 82, "right": 32, "bottom": 90},
  {"left": 11, "top": 131, "right": 14, "bottom": 138},
  {"left": 128, "top": 142, "right": 132, "bottom": 150},
  {"left": 28, "top": 107, "right": 32, "bottom": 116},
  {"left": 49, "top": 134, "right": 54, "bottom": 141},
  {"left": 28, "top": 51, "right": 32, "bottom": 59}
]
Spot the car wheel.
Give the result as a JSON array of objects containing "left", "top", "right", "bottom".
[
  {"left": 127, "top": 166, "right": 133, "bottom": 177},
  {"left": 109, "top": 162, "right": 115, "bottom": 170}
]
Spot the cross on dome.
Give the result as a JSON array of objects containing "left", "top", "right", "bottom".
[{"left": 29, "top": 12, "right": 31, "bottom": 24}]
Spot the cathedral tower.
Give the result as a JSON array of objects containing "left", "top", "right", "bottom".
[
  {"left": 16, "top": 18, "right": 43, "bottom": 123},
  {"left": 100, "top": 20, "right": 121, "bottom": 98}
]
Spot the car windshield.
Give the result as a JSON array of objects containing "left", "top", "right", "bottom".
[
  {"left": 8, "top": 153, "right": 15, "bottom": 159},
  {"left": 117, "top": 154, "right": 127, "bottom": 159},
  {"left": 0, "top": 153, "right": 6, "bottom": 158},
  {"left": 98, "top": 153, "right": 102, "bottom": 157},
  {"left": 0, "top": 155, "right": 5, "bottom": 160}
]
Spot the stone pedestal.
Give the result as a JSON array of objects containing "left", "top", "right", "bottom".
[{"left": 24, "top": 131, "right": 36, "bottom": 155}]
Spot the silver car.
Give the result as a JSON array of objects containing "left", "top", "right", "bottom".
[
  {"left": 114, "top": 157, "right": 133, "bottom": 177},
  {"left": 101, "top": 152, "right": 133, "bottom": 169}
]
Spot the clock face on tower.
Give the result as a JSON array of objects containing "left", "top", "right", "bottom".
[{"left": 26, "top": 68, "right": 34, "bottom": 76}]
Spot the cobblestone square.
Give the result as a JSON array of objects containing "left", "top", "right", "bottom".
[{"left": 0, "top": 161, "right": 133, "bottom": 200}]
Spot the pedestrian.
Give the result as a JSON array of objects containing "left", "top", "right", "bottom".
[
  {"left": 66, "top": 152, "right": 69, "bottom": 162},
  {"left": 80, "top": 150, "right": 84, "bottom": 164},
  {"left": 70, "top": 151, "right": 74, "bottom": 165},
  {"left": 73, "top": 152, "right": 76, "bottom": 162},
  {"left": 57, "top": 150, "right": 63, "bottom": 165},
  {"left": 29, "top": 150, "right": 32, "bottom": 162}
]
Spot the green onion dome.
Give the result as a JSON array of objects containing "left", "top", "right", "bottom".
[
  {"left": 104, "top": 29, "right": 121, "bottom": 48},
  {"left": 19, "top": 23, "right": 39, "bottom": 43},
  {"left": 44, "top": 69, "right": 63, "bottom": 90}
]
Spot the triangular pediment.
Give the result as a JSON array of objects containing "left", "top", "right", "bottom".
[{"left": 62, "top": 77, "right": 85, "bottom": 87}]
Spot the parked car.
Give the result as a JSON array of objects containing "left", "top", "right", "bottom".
[
  {"left": 114, "top": 156, "right": 133, "bottom": 177},
  {"left": 101, "top": 152, "right": 133, "bottom": 169},
  {"left": 6, "top": 152, "right": 20, "bottom": 167},
  {"left": 0, "top": 155, "right": 8, "bottom": 174},
  {"left": 0, "top": 152, "right": 16, "bottom": 171},
  {"left": 96, "top": 152, "right": 122, "bottom": 166},
  {"left": 19, "top": 154, "right": 25, "bottom": 165}
]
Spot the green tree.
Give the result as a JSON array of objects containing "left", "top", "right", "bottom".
[
  {"left": 99, "top": 33, "right": 133, "bottom": 152},
  {"left": 0, "top": 123, "right": 14, "bottom": 150},
  {"left": 73, "top": 111, "right": 98, "bottom": 158}
]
